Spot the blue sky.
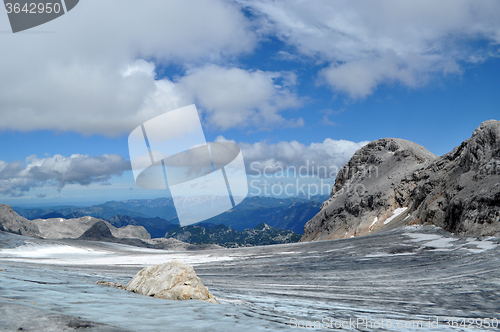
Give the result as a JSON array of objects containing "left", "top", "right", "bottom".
[{"left": 1, "top": 0, "right": 499, "bottom": 207}]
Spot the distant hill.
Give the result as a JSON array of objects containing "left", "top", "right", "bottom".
[
  {"left": 164, "top": 223, "right": 301, "bottom": 248},
  {"left": 14, "top": 198, "right": 178, "bottom": 220},
  {"left": 200, "top": 198, "right": 323, "bottom": 234},
  {"left": 107, "top": 215, "right": 178, "bottom": 238},
  {"left": 13, "top": 195, "right": 327, "bottom": 236},
  {"left": 39, "top": 212, "right": 66, "bottom": 219}
]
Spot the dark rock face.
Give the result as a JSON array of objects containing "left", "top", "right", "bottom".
[
  {"left": 0, "top": 204, "right": 41, "bottom": 238},
  {"left": 78, "top": 220, "right": 115, "bottom": 240},
  {"left": 410, "top": 120, "right": 500, "bottom": 236},
  {"left": 302, "top": 120, "right": 500, "bottom": 241}
]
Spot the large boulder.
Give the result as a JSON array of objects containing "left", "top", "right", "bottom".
[{"left": 125, "top": 260, "right": 218, "bottom": 304}]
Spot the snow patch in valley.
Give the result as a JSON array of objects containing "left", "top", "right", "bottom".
[
  {"left": 405, "top": 232, "right": 499, "bottom": 253},
  {"left": 404, "top": 233, "right": 457, "bottom": 249},
  {"left": 464, "top": 238, "right": 498, "bottom": 253},
  {"left": 0, "top": 243, "right": 235, "bottom": 266},
  {"left": 0, "top": 243, "right": 107, "bottom": 257}
]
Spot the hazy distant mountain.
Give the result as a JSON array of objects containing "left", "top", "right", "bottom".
[
  {"left": 108, "top": 215, "right": 178, "bottom": 239},
  {"left": 39, "top": 212, "right": 66, "bottom": 219},
  {"left": 200, "top": 197, "right": 324, "bottom": 234},
  {"left": 15, "top": 198, "right": 178, "bottom": 220},
  {"left": 16, "top": 205, "right": 149, "bottom": 220},
  {"left": 14, "top": 195, "right": 328, "bottom": 236},
  {"left": 164, "top": 223, "right": 301, "bottom": 248}
]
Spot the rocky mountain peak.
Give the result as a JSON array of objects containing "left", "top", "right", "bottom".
[
  {"left": 445, "top": 119, "right": 500, "bottom": 172},
  {"left": 303, "top": 120, "right": 500, "bottom": 242},
  {"left": 331, "top": 138, "right": 436, "bottom": 197}
]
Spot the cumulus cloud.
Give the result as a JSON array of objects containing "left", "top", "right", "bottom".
[
  {"left": 239, "top": 0, "right": 500, "bottom": 98},
  {"left": 2, "top": 0, "right": 499, "bottom": 136},
  {"left": 230, "top": 138, "right": 369, "bottom": 178},
  {"left": 177, "top": 65, "right": 302, "bottom": 130},
  {"left": 0, "top": 0, "right": 261, "bottom": 136},
  {"left": 0, "top": 154, "right": 130, "bottom": 196}
]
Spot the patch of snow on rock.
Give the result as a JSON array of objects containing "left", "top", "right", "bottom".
[{"left": 384, "top": 207, "right": 408, "bottom": 225}]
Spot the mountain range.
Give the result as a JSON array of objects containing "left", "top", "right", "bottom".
[
  {"left": 4, "top": 120, "right": 499, "bottom": 247},
  {"left": 14, "top": 195, "right": 327, "bottom": 237},
  {"left": 164, "top": 222, "right": 301, "bottom": 248}
]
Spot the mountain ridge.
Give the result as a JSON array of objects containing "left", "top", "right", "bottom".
[{"left": 302, "top": 120, "right": 500, "bottom": 241}]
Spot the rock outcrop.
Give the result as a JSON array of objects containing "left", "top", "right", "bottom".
[
  {"left": 0, "top": 205, "right": 41, "bottom": 238},
  {"left": 0, "top": 206, "right": 150, "bottom": 241},
  {"left": 409, "top": 120, "right": 500, "bottom": 236},
  {"left": 78, "top": 220, "right": 115, "bottom": 240},
  {"left": 35, "top": 216, "right": 151, "bottom": 240},
  {"left": 302, "top": 120, "right": 500, "bottom": 241},
  {"left": 125, "top": 260, "right": 218, "bottom": 304}
]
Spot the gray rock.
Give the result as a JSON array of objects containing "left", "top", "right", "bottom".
[
  {"left": 78, "top": 220, "right": 115, "bottom": 240},
  {"left": 302, "top": 138, "right": 436, "bottom": 241},
  {"left": 95, "top": 280, "right": 126, "bottom": 289},
  {"left": 125, "top": 260, "right": 218, "bottom": 304},
  {"left": 112, "top": 224, "right": 150, "bottom": 240},
  {"left": 33, "top": 216, "right": 151, "bottom": 240},
  {"left": 302, "top": 120, "right": 500, "bottom": 241},
  {"left": 0, "top": 204, "right": 41, "bottom": 238},
  {"left": 410, "top": 119, "right": 500, "bottom": 236}
]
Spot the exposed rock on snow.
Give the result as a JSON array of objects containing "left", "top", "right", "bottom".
[
  {"left": 303, "top": 120, "right": 500, "bottom": 241},
  {"left": 95, "top": 280, "right": 126, "bottom": 290},
  {"left": 125, "top": 260, "right": 218, "bottom": 304}
]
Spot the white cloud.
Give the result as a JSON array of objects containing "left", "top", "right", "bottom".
[
  {"left": 0, "top": 154, "right": 130, "bottom": 196},
  {"left": 177, "top": 65, "right": 302, "bottom": 130},
  {"left": 239, "top": 138, "right": 369, "bottom": 177},
  {"left": 239, "top": 0, "right": 500, "bottom": 98},
  {"left": 0, "top": 0, "right": 258, "bottom": 136},
  {"left": 2, "top": 0, "right": 499, "bottom": 137}
]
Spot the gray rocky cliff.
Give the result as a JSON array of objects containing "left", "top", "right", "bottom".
[
  {"left": 409, "top": 120, "right": 500, "bottom": 236},
  {"left": 0, "top": 204, "right": 41, "bottom": 237},
  {"left": 302, "top": 120, "right": 500, "bottom": 241}
]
